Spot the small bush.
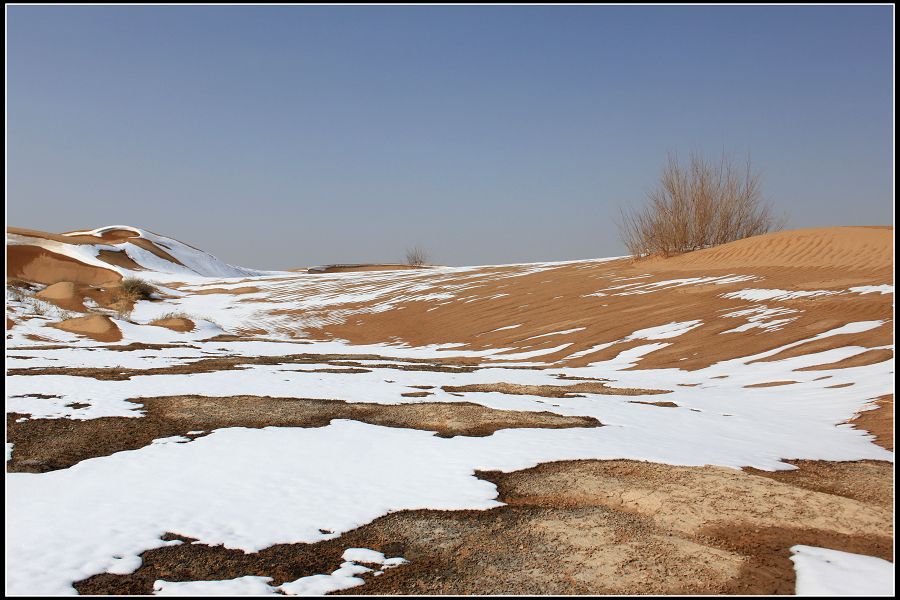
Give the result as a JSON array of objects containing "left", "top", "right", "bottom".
[
  {"left": 405, "top": 246, "right": 429, "bottom": 267},
  {"left": 619, "top": 152, "right": 786, "bottom": 259},
  {"left": 117, "top": 277, "right": 157, "bottom": 301}
]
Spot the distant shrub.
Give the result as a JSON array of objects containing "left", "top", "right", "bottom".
[
  {"left": 405, "top": 246, "right": 429, "bottom": 267},
  {"left": 619, "top": 152, "right": 786, "bottom": 259}
]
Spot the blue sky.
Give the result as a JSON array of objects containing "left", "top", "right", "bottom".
[{"left": 7, "top": 5, "right": 893, "bottom": 268}]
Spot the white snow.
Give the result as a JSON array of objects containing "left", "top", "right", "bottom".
[
  {"left": 154, "top": 576, "right": 277, "bottom": 596},
  {"left": 722, "top": 286, "right": 894, "bottom": 302},
  {"left": 849, "top": 285, "right": 894, "bottom": 295},
  {"left": 721, "top": 288, "right": 839, "bottom": 302},
  {"left": 625, "top": 320, "right": 703, "bottom": 340},
  {"left": 279, "top": 548, "right": 407, "bottom": 595},
  {"left": 719, "top": 305, "right": 801, "bottom": 333},
  {"left": 790, "top": 545, "right": 894, "bottom": 596}
]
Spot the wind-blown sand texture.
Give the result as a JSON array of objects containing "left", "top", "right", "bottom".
[{"left": 5, "top": 225, "right": 894, "bottom": 595}]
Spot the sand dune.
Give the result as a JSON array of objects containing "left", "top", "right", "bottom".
[
  {"left": 7, "top": 225, "right": 272, "bottom": 283},
  {"left": 651, "top": 226, "right": 892, "bottom": 274}
]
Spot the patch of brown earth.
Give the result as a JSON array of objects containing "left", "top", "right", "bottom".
[
  {"left": 744, "top": 381, "right": 799, "bottom": 388},
  {"left": 847, "top": 395, "right": 893, "bottom": 451},
  {"left": 50, "top": 314, "right": 122, "bottom": 342},
  {"left": 73, "top": 458, "right": 892, "bottom": 595},
  {"left": 150, "top": 317, "right": 195, "bottom": 332},
  {"left": 6, "top": 395, "right": 600, "bottom": 472},
  {"left": 6, "top": 316, "right": 14, "bottom": 330}
]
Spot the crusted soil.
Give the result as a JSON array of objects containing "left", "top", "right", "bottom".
[
  {"left": 73, "top": 458, "right": 893, "bottom": 595},
  {"left": 6, "top": 396, "right": 600, "bottom": 472},
  {"left": 441, "top": 381, "right": 670, "bottom": 397}
]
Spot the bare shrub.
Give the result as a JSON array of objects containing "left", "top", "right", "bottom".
[
  {"left": 405, "top": 246, "right": 429, "bottom": 267},
  {"left": 619, "top": 152, "right": 786, "bottom": 259},
  {"left": 116, "top": 277, "right": 157, "bottom": 301}
]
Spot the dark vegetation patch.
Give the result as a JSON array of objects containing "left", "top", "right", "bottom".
[{"left": 6, "top": 396, "right": 601, "bottom": 472}]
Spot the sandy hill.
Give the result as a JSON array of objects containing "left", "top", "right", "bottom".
[{"left": 7, "top": 225, "right": 271, "bottom": 285}]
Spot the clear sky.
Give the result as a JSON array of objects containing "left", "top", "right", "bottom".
[{"left": 7, "top": 5, "right": 894, "bottom": 269}]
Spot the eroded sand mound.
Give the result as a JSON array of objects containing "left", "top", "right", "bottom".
[
  {"left": 51, "top": 315, "right": 122, "bottom": 343},
  {"left": 149, "top": 317, "right": 195, "bottom": 332}
]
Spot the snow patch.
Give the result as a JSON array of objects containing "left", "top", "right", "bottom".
[{"left": 790, "top": 545, "right": 894, "bottom": 596}]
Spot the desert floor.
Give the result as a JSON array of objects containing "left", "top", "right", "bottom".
[{"left": 5, "top": 225, "right": 894, "bottom": 595}]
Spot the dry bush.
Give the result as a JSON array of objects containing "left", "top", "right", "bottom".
[
  {"left": 116, "top": 277, "right": 157, "bottom": 301},
  {"left": 619, "top": 152, "right": 786, "bottom": 259},
  {"left": 405, "top": 246, "right": 429, "bottom": 267}
]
